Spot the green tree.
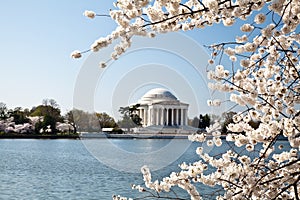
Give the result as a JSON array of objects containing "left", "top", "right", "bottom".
[
  {"left": 119, "top": 104, "right": 142, "bottom": 131},
  {"left": 30, "top": 99, "right": 63, "bottom": 134},
  {"left": 0, "top": 102, "right": 8, "bottom": 120},
  {"left": 199, "top": 114, "right": 210, "bottom": 129},
  {"left": 190, "top": 114, "right": 211, "bottom": 129},
  {"left": 9, "top": 107, "right": 30, "bottom": 124},
  {"left": 118, "top": 115, "right": 136, "bottom": 131},
  {"left": 95, "top": 112, "right": 117, "bottom": 130}
]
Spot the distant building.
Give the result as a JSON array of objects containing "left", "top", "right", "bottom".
[{"left": 133, "top": 88, "right": 197, "bottom": 134}]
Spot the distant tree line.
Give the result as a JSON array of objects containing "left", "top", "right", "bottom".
[
  {"left": 189, "top": 112, "right": 260, "bottom": 134},
  {"left": 189, "top": 114, "right": 211, "bottom": 130},
  {"left": 118, "top": 104, "right": 142, "bottom": 131},
  {"left": 0, "top": 99, "right": 118, "bottom": 135},
  {"left": 1, "top": 100, "right": 259, "bottom": 135}
]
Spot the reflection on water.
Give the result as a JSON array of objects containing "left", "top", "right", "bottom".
[
  {"left": 82, "top": 138, "right": 193, "bottom": 173},
  {"left": 111, "top": 138, "right": 172, "bottom": 153}
]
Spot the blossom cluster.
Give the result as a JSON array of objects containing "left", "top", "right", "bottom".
[
  {"left": 75, "top": 0, "right": 300, "bottom": 199},
  {"left": 0, "top": 117, "right": 74, "bottom": 134},
  {"left": 56, "top": 122, "right": 75, "bottom": 133},
  {"left": 0, "top": 117, "right": 37, "bottom": 134},
  {"left": 72, "top": 0, "right": 278, "bottom": 65},
  {"left": 203, "top": 0, "right": 300, "bottom": 198}
]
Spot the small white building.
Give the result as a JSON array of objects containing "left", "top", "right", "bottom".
[{"left": 133, "top": 88, "right": 197, "bottom": 134}]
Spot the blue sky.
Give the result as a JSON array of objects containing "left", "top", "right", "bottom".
[
  {"left": 0, "top": 0, "right": 113, "bottom": 112},
  {"left": 0, "top": 0, "right": 242, "bottom": 118}
]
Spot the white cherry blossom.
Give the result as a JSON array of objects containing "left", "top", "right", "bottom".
[{"left": 75, "top": 0, "right": 300, "bottom": 199}]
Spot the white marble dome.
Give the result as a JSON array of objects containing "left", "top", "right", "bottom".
[
  {"left": 139, "top": 88, "right": 178, "bottom": 104},
  {"left": 134, "top": 88, "right": 189, "bottom": 128}
]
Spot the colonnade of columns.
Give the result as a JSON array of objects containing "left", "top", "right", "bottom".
[{"left": 137, "top": 106, "right": 188, "bottom": 127}]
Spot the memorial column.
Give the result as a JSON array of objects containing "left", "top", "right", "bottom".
[
  {"left": 148, "top": 108, "right": 151, "bottom": 126},
  {"left": 154, "top": 108, "right": 156, "bottom": 125},
  {"left": 166, "top": 108, "right": 169, "bottom": 126},
  {"left": 156, "top": 108, "right": 159, "bottom": 125},
  {"left": 184, "top": 109, "right": 188, "bottom": 125},
  {"left": 171, "top": 108, "right": 174, "bottom": 126},
  {"left": 176, "top": 108, "right": 179, "bottom": 126},
  {"left": 161, "top": 108, "right": 164, "bottom": 125},
  {"left": 180, "top": 108, "right": 184, "bottom": 126},
  {"left": 143, "top": 108, "right": 147, "bottom": 126}
]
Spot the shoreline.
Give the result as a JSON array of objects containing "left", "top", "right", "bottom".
[
  {"left": 0, "top": 133, "right": 289, "bottom": 140},
  {"left": 80, "top": 132, "right": 193, "bottom": 139},
  {"left": 0, "top": 133, "right": 191, "bottom": 140},
  {"left": 0, "top": 133, "right": 79, "bottom": 139}
]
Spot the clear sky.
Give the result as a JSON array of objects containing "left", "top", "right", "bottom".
[
  {"left": 0, "top": 0, "right": 243, "bottom": 118},
  {"left": 0, "top": 0, "right": 114, "bottom": 112}
]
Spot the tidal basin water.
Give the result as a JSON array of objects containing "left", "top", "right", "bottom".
[{"left": 0, "top": 139, "right": 290, "bottom": 199}]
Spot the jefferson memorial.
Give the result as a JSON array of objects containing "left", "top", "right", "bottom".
[{"left": 133, "top": 88, "right": 197, "bottom": 134}]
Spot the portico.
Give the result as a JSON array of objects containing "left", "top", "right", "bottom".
[{"left": 135, "top": 88, "right": 189, "bottom": 127}]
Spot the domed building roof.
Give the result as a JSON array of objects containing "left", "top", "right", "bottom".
[{"left": 139, "top": 88, "right": 179, "bottom": 104}]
